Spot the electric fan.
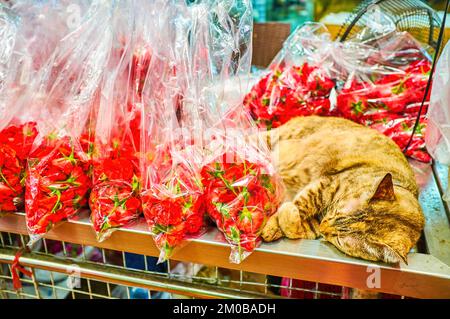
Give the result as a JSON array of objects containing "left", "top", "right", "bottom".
[{"left": 337, "top": 0, "right": 449, "bottom": 155}]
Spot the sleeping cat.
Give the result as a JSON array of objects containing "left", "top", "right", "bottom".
[{"left": 261, "top": 116, "right": 425, "bottom": 264}]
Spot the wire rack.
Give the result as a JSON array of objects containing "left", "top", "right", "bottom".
[{"left": 0, "top": 232, "right": 347, "bottom": 299}]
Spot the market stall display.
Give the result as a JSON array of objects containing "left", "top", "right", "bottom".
[{"left": 0, "top": 0, "right": 450, "bottom": 300}]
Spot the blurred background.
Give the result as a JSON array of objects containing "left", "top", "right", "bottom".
[
  {"left": 250, "top": 0, "right": 449, "bottom": 67},
  {"left": 252, "top": 0, "right": 448, "bottom": 33}
]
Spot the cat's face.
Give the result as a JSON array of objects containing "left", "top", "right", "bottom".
[{"left": 319, "top": 173, "right": 424, "bottom": 264}]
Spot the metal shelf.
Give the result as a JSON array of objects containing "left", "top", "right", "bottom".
[{"left": 1, "top": 162, "right": 450, "bottom": 299}]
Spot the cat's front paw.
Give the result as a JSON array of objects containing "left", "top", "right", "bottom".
[
  {"left": 261, "top": 213, "right": 283, "bottom": 242},
  {"left": 278, "top": 202, "right": 319, "bottom": 240}
]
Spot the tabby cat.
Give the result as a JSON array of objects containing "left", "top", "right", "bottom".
[{"left": 261, "top": 116, "right": 425, "bottom": 264}]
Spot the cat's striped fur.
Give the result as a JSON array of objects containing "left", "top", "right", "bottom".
[{"left": 261, "top": 116, "right": 424, "bottom": 264}]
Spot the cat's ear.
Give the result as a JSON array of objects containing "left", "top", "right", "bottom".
[{"left": 370, "top": 173, "right": 395, "bottom": 202}]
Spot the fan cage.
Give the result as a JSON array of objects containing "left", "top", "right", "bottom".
[{"left": 337, "top": 0, "right": 449, "bottom": 157}]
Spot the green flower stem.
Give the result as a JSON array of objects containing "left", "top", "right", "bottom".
[
  {"left": 0, "top": 167, "right": 15, "bottom": 191},
  {"left": 49, "top": 188, "right": 62, "bottom": 214},
  {"left": 215, "top": 171, "right": 238, "bottom": 196}
]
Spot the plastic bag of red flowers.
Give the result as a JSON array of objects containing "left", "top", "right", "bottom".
[
  {"left": 0, "top": 4, "right": 52, "bottom": 214},
  {"left": 1, "top": 0, "right": 93, "bottom": 214},
  {"left": 141, "top": 143, "right": 206, "bottom": 262},
  {"left": 89, "top": 2, "right": 147, "bottom": 241},
  {"left": 243, "top": 23, "right": 338, "bottom": 129},
  {"left": 335, "top": 31, "right": 433, "bottom": 162},
  {"left": 22, "top": 2, "right": 115, "bottom": 243},
  {"left": 201, "top": 133, "right": 283, "bottom": 263},
  {"left": 177, "top": 0, "right": 282, "bottom": 263},
  {"left": 138, "top": 1, "right": 208, "bottom": 262},
  {"left": 244, "top": 21, "right": 433, "bottom": 162}
]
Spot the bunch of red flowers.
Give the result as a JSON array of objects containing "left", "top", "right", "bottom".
[
  {"left": 201, "top": 152, "right": 281, "bottom": 263},
  {"left": 0, "top": 122, "right": 38, "bottom": 213},
  {"left": 337, "top": 59, "right": 431, "bottom": 120},
  {"left": 370, "top": 115, "right": 430, "bottom": 162},
  {"left": 244, "top": 63, "right": 335, "bottom": 129},
  {"left": 336, "top": 59, "right": 431, "bottom": 162},
  {"left": 245, "top": 57, "right": 431, "bottom": 162},
  {"left": 141, "top": 148, "right": 205, "bottom": 260},
  {"left": 90, "top": 137, "right": 141, "bottom": 241},
  {"left": 25, "top": 135, "right": 91, "bottom": 236}
]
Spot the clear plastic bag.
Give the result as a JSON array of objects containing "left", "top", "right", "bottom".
[
  {"left": 0, "top": 4, "right": 30, "bottom": 214},
  {"left": 426, "top": 40, "right": 450, "bottom": 202},
  {"left": 201, "top": 137, "right": 283, "bottom": 263},
  {"left": 139, "top": 0, "right": 207, "bottom": 262},
  {"left": 243, "top": 23, "right": 338, "bottom": 129},
  {"left": 244, "top": 22, "right": 432, "bottom": 162},
  {"left": 22, "top": 1, "right": 115, "bottom": 242},
  {"left": 0, "top": 3, "right": 52, "bottom": 214},
  {"left": 426, "top": 40, "right": 450, "bottom": 165},
  {"left": 181, "top": 0, "right": 281, "bottom": 263},
  {"left": 335, "top": 32, "right": 432, "bottom": 162},
  {"left": 0, "top": 1, "right": 94, "bottom": 215},
  {"left": 89, "top": 1, "right": 145, "bottom": 241}
]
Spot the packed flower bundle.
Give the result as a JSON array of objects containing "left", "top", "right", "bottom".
[
  {"left": 88, "top": 10, "right": 149, "bottom": 240},
  {"left": 25, "top": 135, "right": 91, "bottom": 236},
  {"left": 336, "top": 55, "right": 431, "bottom": 162},
  {"left": 201, "top": 151, "right": 281, "bottom": 263},
  {"left": 244, "top": 63, "right": 335, "bottom": 129},
  {"left": 141, "top": 144, "right": 206, "bottom": 261},
  {"left": 244, "top": 24, "right": 433, "bottom": 162},
  {"left": 0, "top": 122, "right": 38, "bottom": 213},
  {"left": 90, "top": 136, "right": 141, "bottom": 241},
  {"left": 0, "top": 3, "right": 58, "bottom": 214},
  {"left": 20, "top": 2, "right": 114, "bottom": 241}
]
